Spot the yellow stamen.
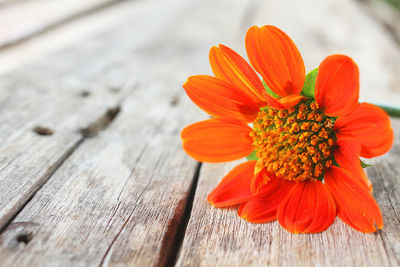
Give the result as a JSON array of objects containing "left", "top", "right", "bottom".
[{"left": 251, "top": 100, "right": 336, "bottom": 182}]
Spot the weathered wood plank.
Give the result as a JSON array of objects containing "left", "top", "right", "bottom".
[
  {"left": 0, "top": 0, "right": 122, "bottom": 50},
  {"left": 0, "top": 0, "right": 150, "bottom": 75},
  {"left": 359, "top": 0, "right": 400, "bottom": 44},
  {"left": 176, "top": 0, "right": 400, "bottom": 266},
  {"left": 0, "top": 0, "right": 21, "bottom": 7},
  {"left": 368, "top": 124, "right": 400, "bottom": 266},
  {"left": 176, "top": 119, "right": 400, "bottom": 267},
  {"left": 0, "top": 0, "right": 166, "bottom": 232},
  {"left": 0, "top": 61, "right": 121, "bottom": 230},
  {"left": 0, "top": 0, "right": 250, "bottom": 265},
  {"left": 0, "top": 0, "right": 153, "bottom": 75}
]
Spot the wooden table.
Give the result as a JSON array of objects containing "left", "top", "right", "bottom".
[{"left": 0, "top": 0, "right": 399, "bottom": 266}]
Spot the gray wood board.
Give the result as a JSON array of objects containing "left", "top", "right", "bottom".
[
  {"left": 358, "top": 0, "right": 400, "bottom": 44},
  {"left": 0, "top": 0, "right": 173, "bottom": 234},
  {"left": 176, "top": 0, "right": 400, "bottom": 266},
  {"left": 0, "top": 0, "right": 123, "bottom": 50},
  {"left": 0, "top": 0, "right": 151, "bottom": 75},
  {"left": 0, "top": 0, "right": 251, "bottom": 266}
]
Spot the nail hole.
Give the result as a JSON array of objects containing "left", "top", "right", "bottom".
[
  {"left": 16, "top": 233, "right": 32, "bottom": 244},
  {"left": 80, "top": 106, "right": 121, "bottom": 138},
  {"left": 106, "top": 106, "right": 120, "bottom": 118},
  {"left": 170, "top": 95, "right": 180, "bottom": 106},
  {"left": 33, "top": 126, "right": 54, "bottom": 136},
  {"left": 80, "top": 90, "right": 90, "bottom": 97}
]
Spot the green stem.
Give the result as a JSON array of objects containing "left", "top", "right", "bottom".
[{"left": 375, "top": 103, "right": 400, "bottom": 118}]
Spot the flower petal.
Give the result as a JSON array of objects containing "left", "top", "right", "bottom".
[
  {"left": 261, "top": 91, "right": 287, "bottom": 110},
  {"left": 334, "top": 102, "right": 394, "bottom": 158},
  {"left": 277, "top": 94, "right": 304, "bottom": 108},
  {"left": 183, "top": 75, "right": 260, "bottom": 122},
  {"left": 324, "top": 166, "right": 383, "bottom": 233},
  {"left": 209, "top": 44, "right": 287, "bottom": 110},
  {"left": 360, "top": 131, "right": 393, "bottom": 158},
  {"left": 239, "top": 178, "right": 293, "bottom": 223},
  {"left": 315, "top": 55, "right": 359, "bottom": 117},
  {"left": 251, "top": 168, "right": 290, "bottom": 195},
  {"left": 209, "top": 45, "right": 265, "bottom": 102},
  {"left": 245, "top": 25, "right": 305, "bottom": 97},
  {"left": 304, "top": 182, "right": 337, "bottom": 233},
  {"left": 181, "top": 118, "right": 253, "bottom": 163},
  {"left": 334, "top": 138, "right": 372, "bottom": 192},
  {"left": 250, "top": 167, "right": 269, "bottom": 195},
  {"left": 207, "top": 161, "right": 256, "bottom": 207},
  {"left": 277, "top": 180, "right": 336, "bottom": 233}
]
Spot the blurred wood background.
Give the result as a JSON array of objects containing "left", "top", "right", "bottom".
[{"left": 0, "top": 0, "right": 399, "bottom": 266}]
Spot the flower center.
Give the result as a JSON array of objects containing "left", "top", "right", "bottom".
[{"left": 250, "top": 100, "right": 336, "bottom": 182}]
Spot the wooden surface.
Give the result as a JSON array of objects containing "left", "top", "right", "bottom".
[
  {"left": 0, "top": 0, "right": 399, "bottom": 266},
  {"left": 0, "top": 0, "right": 122, "bottom": 50},
  {"left": 177, "top": 0, "right": 400, "bottom": 266}
]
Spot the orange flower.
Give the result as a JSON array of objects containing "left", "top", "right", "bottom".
[{"left": 181, "top": 25, "right": 394, "bottom": 233}]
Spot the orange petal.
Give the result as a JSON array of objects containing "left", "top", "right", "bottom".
[
  {"left": 261, "top": 90, "right": 287, "bottom": 110},
  {"left": 324, "top": 166, "right": 383, "bottom": 233},
  {"left": 209, "top": 45, "right": 265, "bottom": 103},
  {"left": 334, "top": 138, "right": 373, "bottom": 193},
  {"left": 334, "top": 102, "right": 394, "bottom": 158},
  {"left": 251, "top": 168, "right": 288, "bottom": 196},
  {"left": 250, "top": 167, "right": 269, "bottom": 195},
  {"left": 315, "top": 55, "right": 359, "bottom": 117},
  {"left": 209, "top": 45, "right": 286, "bottom": 110},
  {"left": 245, "top": 25, "right": 305, "bottom": 97},
  {"left": 277, "top": 180, "right": 336, "bottom": 233},
  {"left": 207, "top": 161, "right": 256, "bottom": 207},
  {"left": 360, "top": 130, "right": 393, "bottom": 158},
  {"left": 278, "top": 94, "right": 304, "bottom": 108},
  {"left": 181, "top": 118, "right": 253, "bottom": 163},
  {"left": 239, "top": 179, "right": 293, "bottom": 223},
  {"left": 183, "top": 75, "right": 260, "bottom": 122}
]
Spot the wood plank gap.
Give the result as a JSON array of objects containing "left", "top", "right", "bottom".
[
  {"left": 97, "top": 162, "right": 202, "bottom": 267},
  {"left": 378, "top": 230, "right": 396, "bottom": 266},
  {"left": 165, "top": 162, "right": 202, "bottom": 267},
  {"left": 0, "top": 138, "right": 84, "bottom": 234},
  {"left": 0, "top": 0, "right": 130, "bottom": 51},
  {"left": 0, "top": 105, "right": 121, "bottom": 233}
]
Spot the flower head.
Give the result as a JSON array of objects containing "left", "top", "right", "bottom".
[{"left": 181, "top": 25, "right": 394, "bottom": 233}]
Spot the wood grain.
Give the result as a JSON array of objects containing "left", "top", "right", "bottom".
[
  {"left": 0, "top": 0, "right": 398, "bottom": 265},
  {"left": 359, "top": 0, "right": 400, "bottom": 44},
  {"left": 0, "top": 59, "right": 122, "bottom": 230},
  {"left": 0, "top": 0, "right": 250, "bottom": 265},
  {"left": 0, "top": 0, "right": 122, "bottom": 50},
  {"left": 0, "top": 0, "right": 147, "bottom": 75},
  {"left": 0, "top": 0, "right": 163, "bottom": 233},
  {"left": 176, "top": 0, "right": 400, "bottom": 266}
]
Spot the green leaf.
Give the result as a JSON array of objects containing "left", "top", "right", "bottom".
[
  {"left": 262, "top": 80, "right": 279, "bottom": 98},
  {"left": 360, "top": 159, "right": 372, "bottom": 168},
  {"left": 300, "top": 67, "right": 318, "bottom": 98},
  {"left": 246, "top": 150, "right": 258, "bottom": 161}
]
